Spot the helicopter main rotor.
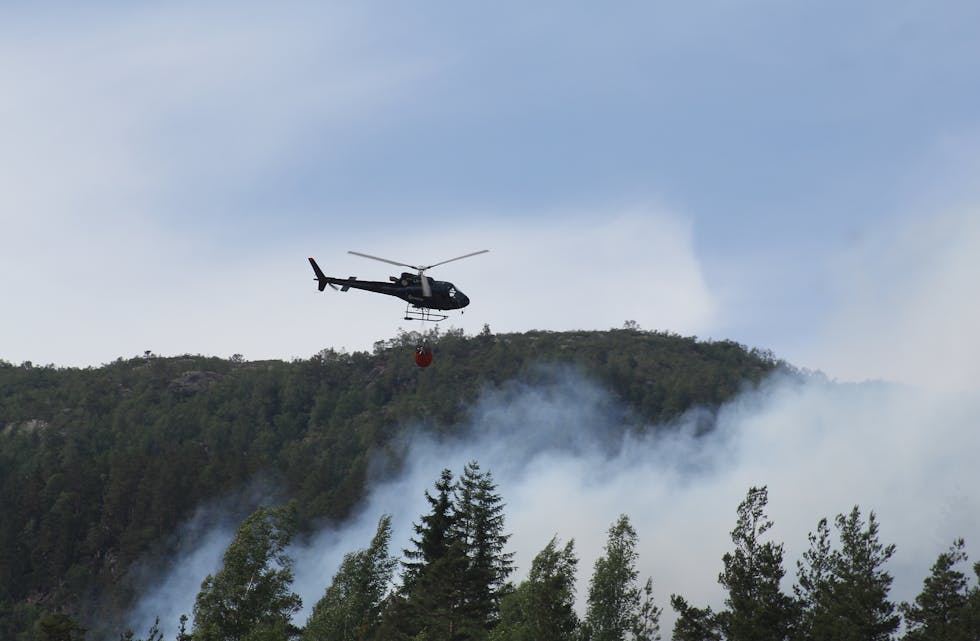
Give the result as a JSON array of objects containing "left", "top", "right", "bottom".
[{"left": 348, "top": 249, "right": 489, "bottom": 298}]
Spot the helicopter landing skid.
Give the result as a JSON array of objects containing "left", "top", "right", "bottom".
[{"left": 404, "top": 306, "right": 448, "bottom": 322}]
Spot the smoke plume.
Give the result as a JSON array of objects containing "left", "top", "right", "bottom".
[{"left": 125, "top": 364, "right": 980, "bottom": 638}]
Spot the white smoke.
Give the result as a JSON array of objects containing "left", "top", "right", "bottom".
[
  {"left": 291, "top": 366, "right": 980, "bottom": 632},
  {"left": 124, "top": 207, "right": 980, "bottom": 638},
  {"left": 123, "top": 362, "right": 980, "bottom": 638}
]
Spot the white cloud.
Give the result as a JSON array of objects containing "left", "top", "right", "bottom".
[
  {"left": 286, "top": 209, "right": 718, "bottom": 359},
  {"left": 812, "top": 208, "right": 980, "bottom": 389},
  {"left": 0, "top": 4, "right": 438, "bottom": 366}
]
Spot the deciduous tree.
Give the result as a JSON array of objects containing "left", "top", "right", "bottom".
[
  {"left": 192, "top": 504, "right": 302, "bottom": 641},
  {"left": 491, "top": 537, "right": 579, "bottom": 641},
  {"left": 303, "top": 515, "right": 397, "bottom": 641},
  {"left": 582, "top": 515, "right": 661, "bottom": 641}
]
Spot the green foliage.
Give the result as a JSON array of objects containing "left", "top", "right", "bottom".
[
  {"left": 452, "top": 462, "right": 515, "bottom": 633},
  {"left": 671, "top": 487, "right": 796, "bottom": 641},
  {"left": 34, "top": 612, "right": 87, "bottom": 641},
  {"left": 119, "top": 617, "right": 163, "bottom": 641},
  {"left": 794, "top": 517, "right": 833, "bottom": 641},
  {"left": 832, "top": 507, "right": 899, "bottom": 640},
  {"left": 491, "top": 537, "right": 579, "bottom": 641},
  {"left": 303, "top": 515, "right": 397, "bottom": 641},
  {"left": 901, "top": 538, "right": 976, "bottom": 640},
  {"left": 192, "top": 504, "right": 302, "bottom": 641},
  {"left": 794, "top": 507, "right": 899, "bottom": 641},
  {"left": 582, "top": 515, "right": 661, "bottom": 641},
  {"left": 401, "top": 469, "right": 457, "bottom": 596},
  {"left": 718, "top": 486, "right": 797, "bottom": 641},
  {"left": 0, "top": 329, "right": 781, "bottom": 632},
  {"left": 670, "top": 595, "right": 722, "bottom": 641},
  {"left": 387, "top": 464, "right": 514, "bottom": 641}
]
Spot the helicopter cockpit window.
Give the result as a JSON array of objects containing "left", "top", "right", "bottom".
[{"left": 449, "top": 286, "right": 457, "bottom": 298}]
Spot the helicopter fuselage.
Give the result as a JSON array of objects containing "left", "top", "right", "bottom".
[{"left": 321, "top": 272, "right": 470, "bottom": 311}]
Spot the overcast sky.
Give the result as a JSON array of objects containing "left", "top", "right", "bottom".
[
  {"left": 5, "top": 4, "right": 980, "bottom": 637},
  {"left": 3, "top": 0, "right": 980, "bottom": 385}
]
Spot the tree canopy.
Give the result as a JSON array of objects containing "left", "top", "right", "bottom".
[{"left": 0, "top": 328, "right": 781, "bottom": 633}]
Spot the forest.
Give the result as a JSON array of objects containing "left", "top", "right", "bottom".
[
  {"left": 7, "top": 326, "right": 975, "bottom": 639},
  {"left": 38, "top": 466, "right": 980, "bottom": 641}
]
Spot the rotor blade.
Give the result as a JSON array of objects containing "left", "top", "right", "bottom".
[
  {"left": 348, "top": 251, "right": 420, "bottom": 271},
  {"left": 420, "top": 273, "right": 432, "bottom": 298},
  {"left": 425, "top": 249, "right": 490, "bottom": 270}
]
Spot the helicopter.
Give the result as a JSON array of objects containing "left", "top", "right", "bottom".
[{"left": 308, "top": 250, "right": 489, "bottom": 322}]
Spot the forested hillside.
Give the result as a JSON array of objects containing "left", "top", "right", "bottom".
[{"left": 0, "top": 328, "right": 779, "bottom": 636}]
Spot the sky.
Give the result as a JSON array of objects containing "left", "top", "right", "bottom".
[
  {"left": 3, "top": 1, "right": 980, "bottom": 385},
  {"left": 3, "top": 3, "right": 979, "bottom": 637}
]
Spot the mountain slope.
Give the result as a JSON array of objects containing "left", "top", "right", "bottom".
[{"left": 0, "top": 328, "right": 781, "bottom": 633}]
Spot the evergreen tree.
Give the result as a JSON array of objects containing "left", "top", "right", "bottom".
[
  {"left": 717, "top": 486, "right": 797, "bottom": 641},
  {"left": 794, "top": 518, "right": 834, "bottom": 641},
  {"left": 382, "top": 468, "right": 465, "bottom": 641},
  {"left": 830, "top": 507, "right": 899, "bottom": 641},
  {"left": 452, "top": 461, "right": 515, "bottom": 635},
  {"left": 402, "top": 469, "right": 456, "bottom": 593},
  {"left": 303, "top": 515, "right": 398, "bottom": 641},
  {"left": 582, "top": 514, "right": 661, "bottom": 641},
  {"left": 794, "top": 507, "right": 899, "bottom": 641},
  {"left": 177, "top": 615, "right": 191, "bottom": 641},
  {"left": 120, "top": 617, "right": 163, "bottom": 641},
  {"left": 192, "top": 504, "right": 302, "bottom": 641},
  {"left": 384, "top": 463, "right": 514, "bottom": 641},
  {"left": 966, "top": 561, "right": 980, "bottom": 634},
  {"left": 669, "top": 596, "right": 721, "bottom": 641},
  {"left": 901, "top": 539, "right": 976, "bottom": 640},
  {"left": 491, "top": 537, "right": 579, "bottom": 641},
  {"left": 0, "top": 331, "right": 779, "bottom": 635}
]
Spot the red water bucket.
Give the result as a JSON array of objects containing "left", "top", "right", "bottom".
[{"left": 414, "top": 345, "right": 433, "bottom": 368}]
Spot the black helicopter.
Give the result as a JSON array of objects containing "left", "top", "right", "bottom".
[{"left": 308, "top": 250, "right": 488, "bottom": 321}]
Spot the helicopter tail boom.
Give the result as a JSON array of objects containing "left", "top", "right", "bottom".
[{"left": 308, "top": 257, "right": 332, "bottom": 291}]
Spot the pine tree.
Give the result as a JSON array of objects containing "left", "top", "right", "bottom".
[
  {"left": 901, "top": 539, "right": 975, "bottom": 640},
  {"left": 669, "top": 595, "right": 721, "bottom": 641},
  {"left": 794, "top": 507, "right": 899, "bottom": 641},
  {"left": 120, "top": 617, "right": 163, "bottom": 641},
  {"left": 192, "top": 504, "right": 302, "bottom": 641},
  {"left": 794, "top": 518, "right": 834, "bottom": 641},
  {"left": 830, "top": 507, "right": 899, "bottom": 641},
  {"left": 717, "top": 486, "right": 797, "bottom": 641},
  {"left": 176, "top": 615, "right": 191, "bottom": 641},
  {"left": 966, "top": 562, "right": 980, "bottom": 635},
  {"left": 303, "top": 515, "right": 397, "bottom": 641},
  {"left": 582, "top": 514, "right": 661, "bottom": 641}
]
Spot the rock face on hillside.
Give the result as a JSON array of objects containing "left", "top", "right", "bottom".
[{"left": 168, "top": 370, "right": 221, "bottom": 396}]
